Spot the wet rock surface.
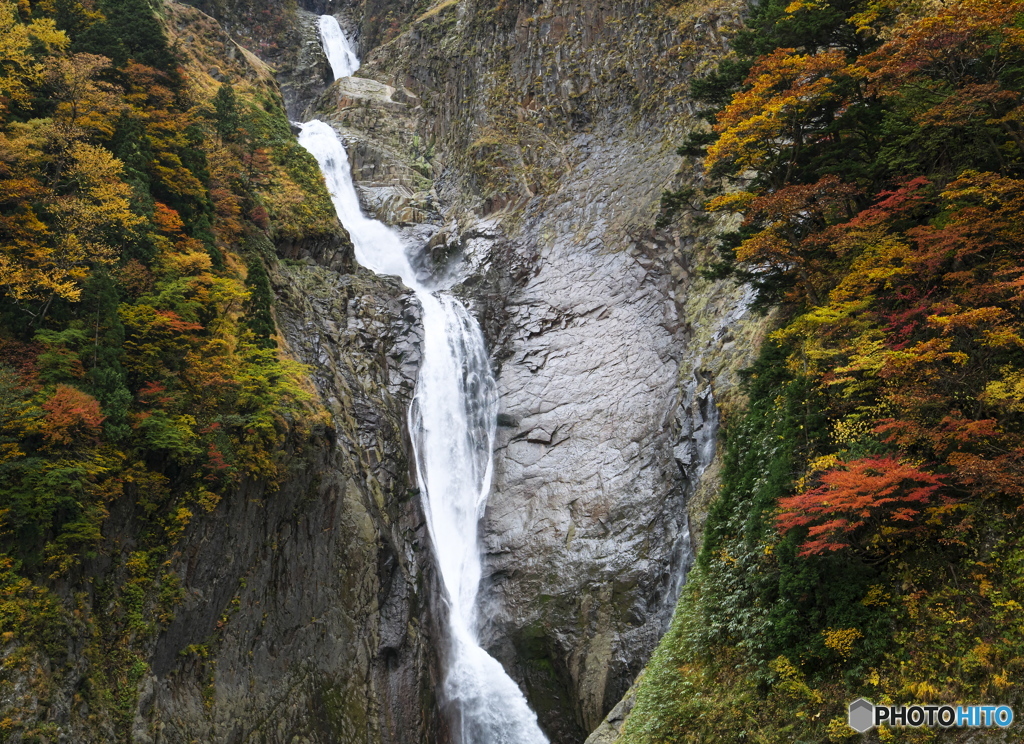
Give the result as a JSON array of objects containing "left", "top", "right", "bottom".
[
  {"left": 310, "top": 75, "right": 436, "bottom": 227},
  {"left": 277, "top": 9, "right": 335, "bottom": 119},
  {"left": 343, "top": 2, "right": 760, "bottom": 740},
  {"left": 474, "top": 134, "right": 691, "bottom": 742}
]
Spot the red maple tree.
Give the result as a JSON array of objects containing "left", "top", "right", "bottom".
[{"left": 776, "top": 456, "right": 947, "bottom": 557}]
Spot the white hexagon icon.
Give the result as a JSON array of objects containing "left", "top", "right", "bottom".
[{"left": 848, "top": 698, "right": 874, "bottom": 732}]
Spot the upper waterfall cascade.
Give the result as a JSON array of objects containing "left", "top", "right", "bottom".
[
  {"left": 317, "top": 14, "right": 360, "bottom": 79},
  {"left": 299, "top": 17, "right": 549, "bottom": 744}
]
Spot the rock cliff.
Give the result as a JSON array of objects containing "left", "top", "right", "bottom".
[
  {"left": 143, "top": 0, "right": 771, "bottom": 741},
  {"left": 101, "top": 5, "right": 440, "bottom": 744},
  {"left": 131, "top": 258, "right": 447, "bottom": 744},
  {"left": 294, "top": 0, "right": 768, "bottom": 741}
]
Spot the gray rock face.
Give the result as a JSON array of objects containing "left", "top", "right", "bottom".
[
  {"left": 277, "top": 9, "right": 335, "bottom": 119},
  {"left": 311, "top": 76, "right": 435, "bottom": 226},
  {"left": 338, "top": 1, "right": 761, "bottom": 740},
  {"left": 583, "top": 684, "right": 637, "bottom": 744},
  {"left": 276, "top": 229, "right": 355, "bottom": 273},
  {"left": 267, "top": 0, "right": 766, "bottom": 740},
  {"left": 476, "top": 134, "right": 691, "bottom": 742}
]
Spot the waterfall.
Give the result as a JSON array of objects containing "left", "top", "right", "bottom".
[
  {"left": 317, "top": 15, "right": 359, "bottom": 79},
  {"left": 299, "top": 18, "right": 548, "bottom": 744}
]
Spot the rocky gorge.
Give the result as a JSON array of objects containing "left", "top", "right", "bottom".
[
  {"left": 145, "top": 0, "right": 775, "bottom": 741},
  {"left": 5, "top": 1, "right": 1023, "bottom": 741}
]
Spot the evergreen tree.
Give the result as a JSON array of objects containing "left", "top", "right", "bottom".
[{"left": 212, "top": 83, "right": 240, "bottom": 142}]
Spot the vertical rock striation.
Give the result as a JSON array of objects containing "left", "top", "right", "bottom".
[
  {"left": 102, "top": 7, "right": 431, "bottom": 744},
  {"left": 134, "top": 258, "right": 449, "bottom": 744}
]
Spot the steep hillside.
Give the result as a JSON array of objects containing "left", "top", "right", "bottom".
[
  {"left": 0, "top": 1, "right": 448, "bottom": 742},
  {"left": 153, "top": 0, "right": 774, "bottom": 739},
  {"left": 616, "top": 1, "right": 1024, "bottom": 742},
  {"left": 16, "top": 0, "right": 1013, "bottom": 742}
]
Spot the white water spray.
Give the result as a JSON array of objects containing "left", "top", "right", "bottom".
[{"left": 300, "top": 19, "right": 548, "bottom": 744}]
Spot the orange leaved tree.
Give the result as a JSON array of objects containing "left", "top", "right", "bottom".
[{"left": 776, "top": 456, "right": 948, "bottom": 558}]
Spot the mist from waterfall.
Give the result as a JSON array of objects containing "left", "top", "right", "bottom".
[{"left": 298, "top": 18, "right": 548, "bottom": 744}]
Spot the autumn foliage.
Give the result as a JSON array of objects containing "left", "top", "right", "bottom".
[
  {"left": 0, "top": 0, "right": 341, "bottom": 735},
  {"left": 684, "top": 0, "right": 1024, "bottom": 557},
  {"left": 39, "top": 384, "right": 105, "bottom": 445},
  {"left": 624, "top": 3, "right": 1024, "bottom": 741},
  {"left": 0, "top": 0, "right": 337, "bottom": 565},
  {"left": 776, "top": 457, "right": 946, "bottom": 556}
]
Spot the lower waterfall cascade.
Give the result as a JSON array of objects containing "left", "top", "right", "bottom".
[{"left": 297, "top": 18, "right": 549, "bottom": 744}]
